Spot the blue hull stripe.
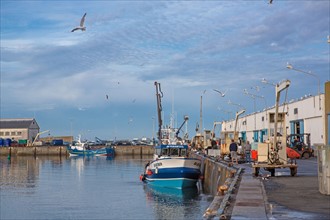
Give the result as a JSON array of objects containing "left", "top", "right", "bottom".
[
  {"left": 147, "top": 167, "right": 200, "bottom": 179},
  {"left": 145, "top": 178, "right": 198, "bottom": 189}
]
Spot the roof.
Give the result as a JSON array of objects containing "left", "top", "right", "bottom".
[{"left": 0, "top": 118, "right": 39, "bottom": 129}]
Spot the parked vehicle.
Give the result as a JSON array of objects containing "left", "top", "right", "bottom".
[{"left": 286, "top": 133, "right": 314, "bottom": 159}]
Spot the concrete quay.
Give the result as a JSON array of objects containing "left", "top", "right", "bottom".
[
  {"left": 229, "top": 159, "right": 329, "bottom": 220},
  {"left": 201, "top": 156, "right": 329, "bottom": 220},
  {"left": 230, "top": 164, "right": 269, "bottom": 220},
  {"left": 0, "top": 145, "right": 155, "bottom": 157}
]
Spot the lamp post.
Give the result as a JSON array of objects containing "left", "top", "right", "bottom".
[
  {"left": 286, "top": 63, "right": 321, "bottom": 110},
  {"left": 217, "top": 107, "right": 233, "bottom": 120},
  {"left": 228, "top": 99, "right": 244, "bottom": 111},
  {"left": 244, "top": 89, "right": 264, "bottom": 130},
  {"left": 261, "top": 78, "right": 276, "bottom": 87},
  {"left": 199, "top": 90, "right": 206, "bottom": 133}
]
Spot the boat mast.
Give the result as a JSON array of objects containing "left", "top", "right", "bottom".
[{"left": 155, "top": 82, "right": 163, "bottom": 145}]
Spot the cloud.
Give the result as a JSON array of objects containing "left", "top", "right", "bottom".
[{"left": 1, "top": 1, "right": 329, "bottom": 138}]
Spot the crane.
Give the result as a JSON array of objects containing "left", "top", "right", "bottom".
[
  {"left": 31, "top": 130, "right": 50, "bottom": 146},
  {"left": 211, "top": 121, "right": 222, "bottom": 139},
  {"left": 155, "top": 82, "right": 163, "bottom": 145},
  {"left": 269, "top": 79, "right": 290, "bottom": 164},
  {"left": 234, "top": 109, "right": 246, "bottom": 141}
]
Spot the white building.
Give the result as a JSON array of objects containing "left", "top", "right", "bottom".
[
  {"left": 221, "top": 81, "right": 330, "bottom": 147},
  {"left": 0, "top": 118, "right": 40, "bottom": 142}
]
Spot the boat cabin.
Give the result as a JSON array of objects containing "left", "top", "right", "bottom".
[{"left": 155, "top": 144, "right": 188, "bottom": 157}]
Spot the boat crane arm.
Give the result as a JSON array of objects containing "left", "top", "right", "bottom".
[{"left": 175, "top": 116, "right": 189, "bottom": 138}]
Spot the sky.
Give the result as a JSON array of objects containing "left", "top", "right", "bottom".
[{"left": 1, "top": 0, "right": 329, "bottom": 141}]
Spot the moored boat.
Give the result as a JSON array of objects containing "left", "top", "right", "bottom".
[
  {"left": 67, "top": 147, "right": 108, "bottom": 156},
  {"left": 141, "top": 144, "right": 201, "bottom": 188},
  {"left": 140, "top": 82, "right": 201, "bottom": 189},
  {"left": 67, "top": 135, "right": 114, "bottom": 157}
]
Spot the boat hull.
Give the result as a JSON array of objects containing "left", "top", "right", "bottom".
[
  {"left": 143, "top": 157, "right": 201, "bottom": 189},
  {"left": 67, "top": 147, "right": 111, "bottom": 157}
]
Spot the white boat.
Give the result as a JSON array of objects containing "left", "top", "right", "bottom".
[
  {"left": 67, "top": 135, "right": 112, "bottom": 157},
  {"left": 140, "top": 82, "right": 201, "bottom": 189}
]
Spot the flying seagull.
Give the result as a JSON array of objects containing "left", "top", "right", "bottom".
[
  {"left": 213, "top": 89, "right": 227, "bottom": 97},
  {"left": 71, "top": 13, "right": 87, "bottom": 32},
  {"left": 269, "top": 0, "right": 273, "bottom": 4},
  {"left": 106, "top": 95, "right": 109, "bottom": 100}
]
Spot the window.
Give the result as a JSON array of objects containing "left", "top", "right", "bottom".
[
  {"left": 294, "top": 108, "right": 298, "bottom": 115},
  {"left": 262, "top": 116, "right": 264, "bottom": 122},
  {"left": 0, "top": 132, "right": 4, "bottom": 136},
  {"left": 269, "top": 113, "right": 284, "bottom": 123},
  {"left": 170, "top": 148, "right": 179, "bottom": 156},
  {"left": 180, "top": 149, "right": 187, "bottom": 156},
  {"left": 11, "top": 132, "right": 16, "bottom": 136},
  {"left": 17, "top": 131, "right": 22, "bottom": 135},
  {"left": 5, "top": 132, "right": 10, "bottom": 136}
]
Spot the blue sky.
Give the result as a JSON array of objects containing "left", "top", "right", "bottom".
[{"left": 1, "top": 0, "right": 329, "bottom": 141}]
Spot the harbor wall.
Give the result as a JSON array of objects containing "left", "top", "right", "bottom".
[
  {"left": 114, "top": 145, "right": 154, "bottom": 156},
  {"left": 0, "top": 145, "right": 155, "bottom": 157},
  {"left": 192, "top": 153, "right": 238, "bottom": 195},
  {"left": 0, "top": 146, "right": 68, "bottom": 156}
]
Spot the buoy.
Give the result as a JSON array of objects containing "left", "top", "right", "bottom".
[
  {"left": 139, "top": 174, "right": 145, "bottom": 181},
  {"left": 146, "top": 169, "right": 153, "bottom": 176}
]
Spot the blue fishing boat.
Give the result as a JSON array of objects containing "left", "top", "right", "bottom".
[
  {"left": 67, "top": 147, "right": 108, "bottom": 156},
  {"left": 106, "top": 145, "right": 115, "bottom": 157},
  {"left": 140, "top": 82, "right": 201, "bottom": 189},
  {"left": 67, "top": 135, "right": 114, "bottom": 157}
]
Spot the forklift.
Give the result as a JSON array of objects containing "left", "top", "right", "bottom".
[{"left": 286, "top": 133, "right": 314, "bottom": 159}]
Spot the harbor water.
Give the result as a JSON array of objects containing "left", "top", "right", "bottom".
[{"left": 0, "top": 155, "right": 212, "bottom": 220}]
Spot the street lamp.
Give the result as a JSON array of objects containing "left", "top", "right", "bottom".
[
  {"left": 286, "top": 63, "right": 321, "bottom": 110},
  {"left": 228, "top": 99, "right": 244, "bottom": 111},
  {"left": 261, "top": 78, "right": 276, "bottom": 86},
  {"left": 217, "top": 107, "right": 233, "bottom": 120},
  {"left": 244, "top": 89, "right": 268, "bottom": 130},
  {"left": 199, "top": 89, "right": 207, "bottom": 132}
]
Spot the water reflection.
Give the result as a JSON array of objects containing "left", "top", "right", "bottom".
[
  {"left": 1, "top": 155, "right": 210, "bottom": 220},
  {"left": 0, "top": 156, "right": 64, "bottom": 190},
  {"left": 144, "top": 184, "right": 200, "bottom": 219}
]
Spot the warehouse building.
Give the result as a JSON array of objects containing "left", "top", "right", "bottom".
[
  {"left": 221, "top": 81, "right": 330, "bottom": 147},
  {"left": 0, "top": 118, "right": 40, "bottom": 142}
]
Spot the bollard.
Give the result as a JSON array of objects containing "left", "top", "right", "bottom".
[{"left": 218, "top": 185, "right": 228, "bottom": 195}]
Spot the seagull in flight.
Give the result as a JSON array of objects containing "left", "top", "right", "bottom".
[
  {"left": 71, "top": 13, "right": 87, "bottom": 32},
  {"left": 213, "top": 89, "right": 227, "bottom": 97},
  {"left": 269, "top": 0, "right": 273, "bottom": 4}
]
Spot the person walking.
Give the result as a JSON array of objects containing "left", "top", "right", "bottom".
[
  {"left": 244, "top": 141, "right": 252, "bottom": 163},
  {"left": 229, "top": 139, "right": 238, "bottom": 164}
]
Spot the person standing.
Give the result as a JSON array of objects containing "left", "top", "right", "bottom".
[
  {"left": 244, "top": 141, "right": 252, "bottom": 163},
  {"left": 229, "top": 139, "right": 238, "bottom": 164}
]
